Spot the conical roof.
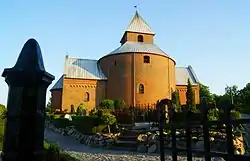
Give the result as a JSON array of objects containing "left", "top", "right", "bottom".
[{"left": 125, "top": 11, "right": 154, "bottom": 35}]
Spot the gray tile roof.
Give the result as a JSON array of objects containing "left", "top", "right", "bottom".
[
  {"left": 125, "top": 11, "right": 154, "bottom": 35},
  {"left": 50, "top": 75, "right": 64, "bottom": 91},
  {"left": 175, "top": 66, "right": 199, "bottom": 85},
  {"left": 64, "top": 57, "right": 107, "bottom": 80},
  {"left": 50, "top": 59, "right": 199, "bottom": 91},
  {"left": 108, "top": 42, "right": 168, "bottom": 56}
]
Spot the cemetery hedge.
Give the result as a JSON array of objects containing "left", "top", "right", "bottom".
[{"left": 48, "top": 114, "right": 109, "bottom": 134}]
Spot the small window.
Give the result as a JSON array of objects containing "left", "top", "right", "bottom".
[
  {"left": 138, "top": 35, "right": 144, "bottom": 42},
  {"left": 114, "top": 60, "right": 117, "bottom": 66},
  {"left": 139, "top": 84, "right": 144, "bottom": 94},
  {"left": 84, "top": 92, "right": 90, "bottom": 102},
  {"left": 144, "top": 56, "right": 150, "bottom": 63}
]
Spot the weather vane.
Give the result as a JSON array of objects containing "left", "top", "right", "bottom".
[{"left": 134, "top": 4, "right": 139, "bottom": 11}]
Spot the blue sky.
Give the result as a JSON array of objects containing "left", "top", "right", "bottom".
[{"left": 0, "top": 0, "right": 250, "bottom": 105}]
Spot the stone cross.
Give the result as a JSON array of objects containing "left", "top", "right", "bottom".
[{"left": 1, "top": 39, "right": 54, "bottom": 161}]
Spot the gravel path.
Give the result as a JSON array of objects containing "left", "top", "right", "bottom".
[{"left": 44, "top": 128, "right": 225, "bottom": 161}]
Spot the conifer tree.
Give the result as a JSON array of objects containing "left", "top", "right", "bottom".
[
  {"left": 171, "top": 91, "right": 181, "bottom": 112},
  {"left": 186, "top": 78, "right": 196, "bottom": 112}
]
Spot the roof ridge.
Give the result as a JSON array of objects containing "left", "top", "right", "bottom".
[{"left": 66, "top": 57, "right": 97, "bottom": 62}]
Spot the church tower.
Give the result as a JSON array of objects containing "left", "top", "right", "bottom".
[
  {"left": 120, "top": 11, "right": 155, "bottom": 45},
  {"left": 98, "top": 11, "right": 176, "bottom": 107}
]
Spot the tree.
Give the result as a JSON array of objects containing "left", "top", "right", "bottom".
[
  {"left": 186, "top": 78, "right": 196, "bottom": 112},
  {"left": 199, "top": 83, "right": 215, "bottom": 105},
  {"left": 225, "top": 85, "right": 239, "bottom": 104},
  {"left": 46, "top": 97, "right": 52, "bottom": 113},
  {"left": 70, "top": 104, "right": 75, "bottom": 113},
  {"left": 0, "top": 104, "right": 6, "bottom": 119},
  {"left": 171, "top": 91, "right": 181, "bottom": 111},
  {"left": 100, "top": 99, "right": 114, "bottom": 110},
  {"left": 114, "top": 100, "right": 125, "bottom": 109},
  {"left": 101, "top": 112, "right": 117, "bottom": 133}
]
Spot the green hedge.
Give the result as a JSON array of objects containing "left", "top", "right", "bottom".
[
  {"left": 52, "top": 118, "right": 71, "bottom": 128},
  {"left": 71, "top": 116, "right": 103, "bottom": 134}
]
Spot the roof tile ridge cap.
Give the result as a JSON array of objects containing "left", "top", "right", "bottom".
[{"left": 187, "top": 65, "right": 199, "bottom": 83}]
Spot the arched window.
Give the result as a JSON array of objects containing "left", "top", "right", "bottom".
[
  {"left": 139, "top": 84, "right": 144, "bottom": 94},
  {"left": 144, "top": 55, "right": 150, "bottom": 63},
  {"left": 84, "top": 92, "right": 90, "bottom": 102},
  {"left": 138, "top": 35, "right": 144, "bottom": 42}
]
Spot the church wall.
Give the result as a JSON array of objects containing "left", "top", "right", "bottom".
[
  {"left": 98, "top": 53, "right": 176, "bottom": 107},
  {"left": 120, "top": 32, "right": 154, "bottom": 44},
  {"left": 51, "top": 89, "right": 62, "bottom": 111},
  {"left": 61, "top": 78, "right": 106, "bottom": 112},
  {"left": 126, "top": 32, "right": 154, "bottom": 44},
  {"left": 176, "top": 85, "right": 200, "bottom": 105},
  {"left": 98, "top": 54, "right": 133, "bottom": 106},
  {"left": 134, "top": 53, "right": 175, "bottom": 105}
]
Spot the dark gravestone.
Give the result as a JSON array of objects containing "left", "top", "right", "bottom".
[{"left": 1, "top": 39, "right": 55, "bottom": 161}]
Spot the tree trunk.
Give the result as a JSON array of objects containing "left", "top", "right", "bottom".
[{"left": 108, "top": 125, "right": 111, "bottom": 133}]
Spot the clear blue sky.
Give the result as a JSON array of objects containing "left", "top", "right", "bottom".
[{"left": 0, "top": 0, "right": 250, "bottom": 105}]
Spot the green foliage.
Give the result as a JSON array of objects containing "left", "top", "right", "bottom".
[
  {"left": 186, "top": 78, "right": 196, "bottom": 112},
  {"left": 114, "top": 100, "right": 125, "bottom": 109},
  {"left": 44, "top": 141, "right": 76, "bottom": 161},
  {"left": 100, "top": 99, "right": 114, "bottom": 109},
  {"left": 101, "top": 112, "right": 116, "bottom": 125},
  {"left": 89, "top": 109, "right": 103, "bottom": 117},
  {"left": 71, "top": 116, "right": 102, "bottom": 134},
  {"left": 100, "top": 112, "right": 117, "bottom": 133},
  {"left": 76, "top": 104, "right": 86, "bottom": 116},
  {"left": 171, "top": 91, "right": 181, "bottom": 111},
  {"left": 52, "top": 118, "right": 71, "bottom": 128},
  {"left": 207, "top": 108, "right": 220, "bottom": 121},
  {"left": 44, "top": 142, "right": 60, "bottom": 161},
  {"left": 70, "top": 105, "right": 75, "bottom": 113},
  {"left": 199, "top": 83, "right": 215, "bottom": 105},
  {"left": 46, "top": 97, "right": 53, "bottom": 113}
]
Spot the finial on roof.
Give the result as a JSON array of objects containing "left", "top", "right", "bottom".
[
  {"left": 65, "top": 53, "right": 69, "bottom": 59},
  {"left": 125, "top": 9, "right": 154, "bottom": 35},
  {"left": 134, "top": 4, "right": 138, "bottom": 10}
]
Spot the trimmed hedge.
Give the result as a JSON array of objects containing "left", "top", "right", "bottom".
[
  {"left": 71, "top": 116, "right": 103, "bottom": 134},
  {"left": 52, "top": 118, "right": 71, "bottom": 128}
]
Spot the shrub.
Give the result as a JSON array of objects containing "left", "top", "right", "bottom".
[
  {"left": 100, "top": 99, "right": 114, "bottom": 110},
  {"left": 52, "top": 118, "right": 71, "bottom": 128},
  {"left": 71, "top": 116, "right": 101, "bottom": 134},
  {"left": 114, "top": 100, "right": 125, "bottom": 109},
  {"left": 76, "top": 104, "right": 86, "bottom": 116},
  {"left": 44, "top": 141, "right": 76, "bottom": 161},
  {"left": 101, "top": 112, "right": 117, "bottom": 133},
  {"left": 44, "top": 142, "right": 60, "bottom": 161}
]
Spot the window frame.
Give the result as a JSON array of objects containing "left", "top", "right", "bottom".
[
  {"left": 138, "top": 35, "right": 144, "bottom": 42},
  {"left": 144, "top": 55, "right": 150, "bottom": 63},
  {"left": 138, "top": 84, "right": 144, "bottom": 94},
  {"left": 84, "top": 92, "right": 90, "bottom": 102}
]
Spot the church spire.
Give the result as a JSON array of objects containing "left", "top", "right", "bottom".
[{"left": 125, "top": 11, "right": 154, "bottom": 35}]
